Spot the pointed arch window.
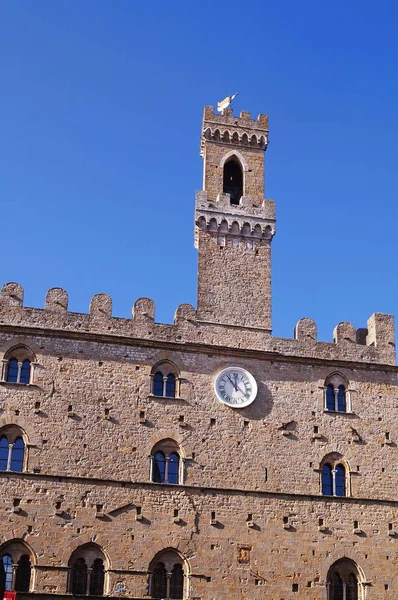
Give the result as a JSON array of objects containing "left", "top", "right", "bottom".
[
  {"left": 327, "top": 559, "right": 361, "bottom": 600},
  {"left": 0, "top": 429, "right": 25, "bottom": 472},
  {"left": 223, "top": 158, "right": 243, "bottom": 205}
]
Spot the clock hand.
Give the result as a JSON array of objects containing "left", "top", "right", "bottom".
[{"left": 226, "top": 374, "right": 238, "bottom": 391}]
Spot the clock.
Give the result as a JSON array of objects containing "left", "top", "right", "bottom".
[{"left": 214, "top": 367, "right": 257, "bottom": 408}]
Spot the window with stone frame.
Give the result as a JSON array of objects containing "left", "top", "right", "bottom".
[
  {"left": 68, "top": 543, "right": 107, "bottom": 596},
  {"left": 149, "top": 549, "right": 187, "bottom": 599},
  {"left": 324, "top": 372, "right": 350, "bottom": 413},
  {"left": 1, "top": 345, "right": 36, "bottom": 385},
  {"left": 151, "top": 362, "right": 180, "bottom": 398},
  {"left": 0, "top": 427, "right": 26, "bottom": 473},
  {"left": 327, "top": 558, "right": 363, "bottom": 600},
  {"left": 150, "top": 439, "right": 182, "bottom": 485},
  {"left": 320, "top": 454, "right": 349, "bottom": 497},
  {"left": 0, "top": 541, "right": 33, "bottom": 596}
]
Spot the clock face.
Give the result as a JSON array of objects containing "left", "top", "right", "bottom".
[{"left": 214, "top": 367, "right": 257, "bottom": 408}]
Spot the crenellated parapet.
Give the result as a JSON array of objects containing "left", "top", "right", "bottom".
[
  {"left": 200, "top": 106, "right": 269, "bottom": 156},
  {"left": 0, "top": 282, "right": 395, "bottom": 367}
]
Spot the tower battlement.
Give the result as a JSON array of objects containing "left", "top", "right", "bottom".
[{"left": 200, "top": 106, "right": 269, "bottom": 157}]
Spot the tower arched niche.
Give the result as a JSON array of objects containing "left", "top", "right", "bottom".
[{"left": 219, "top": 151, "right": 248, "bottom": 206}]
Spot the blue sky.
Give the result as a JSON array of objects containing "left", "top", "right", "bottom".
[{"left": 1, "top": 0, "right": 398, "bottom": 341}]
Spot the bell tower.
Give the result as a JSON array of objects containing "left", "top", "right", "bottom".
[{"left": 195, "top": 105, "right": 275, "bottom": 331}]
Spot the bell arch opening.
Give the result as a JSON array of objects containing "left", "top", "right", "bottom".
[{"left": 223, "top": 157, "right": 243, "bottom": 205}]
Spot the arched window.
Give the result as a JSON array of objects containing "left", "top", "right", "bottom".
[
  {"left": 327, "top": 559, "right": 362, "bottom": 600},
  {"left": 0, "top": 541, "right": 33, "bottom": 594},
  {"left": 0, "top": 429, "right": 25, "bottom": 472},
  {"left": 149, "top": 549, "right": 187, "bottom": 600},
  {"left": 6, "top": 359, "right": 19, "bottom": 383},
  {"left": 223, "top": 158, "right": 243, "bottom": 205},
  {"left": 2, "top": 555, "right": 13, "bottom": 592},
  {"left": 170, "top": 563, "right": 184, "bottom": 599},
  {"left": 166, "top": 374, "right": 176, "bottom": 398},
  {"left": 1, "top": 346, "right": 36, "bottom": 385},
  {"left": 153, "top": 372, "right": 164, "bottom": 396},
  {"left": 321, "top": 456, "right": 348, "bottom": 497},
  {"left": 152, "top": 562, "right": 167, "bottom": 599},
  {"left": 167, "top": 452, "right": 180, "bottom": 485},
  {"left": 151, "top": 440, "right": 182, "bottom": 485},
  {"left": 326, "top": 385, "right": 335, "bottom": 411},
  {"left": 15, "top": 555, "right": 31, "bottom": 592},
  {"left": 347, "top": 573, "right": 358, "bottom": 600},
  {"left": 335, "top": 464, "right": 346, "bottom": 497},
  {"left": 71, "top": 558, "right": 87, "bottom": 595},
  {"left": 324, "top": 373, "right": 350, "bottom": 412},
  {"left": 330, "top": 572, "right": 343, "bottom": 600},
  {"left": 321, "top": 464, "right": 333, "bottom": 496},
  {"left": 151, "top": 362, "right": 179, "bottom": 398},
  {"left": 153, "top": 451, "right": 166, "bottom": 483},
  {"left": 90, "top": 558, "right": 105, "bottom": 596},
  {"left": 337, "top": 385, "right": 346, "bottom": 412},
  {"left": 68, "top": 544, "right": 107, "bottom": 596}
]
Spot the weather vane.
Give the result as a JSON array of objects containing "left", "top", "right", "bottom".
[{"left": 217, "top": 93, "right": 238, "bottom": 112}]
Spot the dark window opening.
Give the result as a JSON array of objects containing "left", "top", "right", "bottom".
[
  {"left": 335, "top": 464, "right": 346, "bottom": 497},
  {"left": 170, "top": 563, "right": 184, "bottom": 599},
  {"left": 152, "top": 563, "right": 167, "bottom": 599},
  {"left": 90, "top": 558, "right": 105, "bottom": 595},
  {"left": 165, "top": 374, "right": 176, "bottom": 398},
  {"left": 71, "top": 557, "right": 88, "bottom": 595},
  {"left": 321, "top": 464, "right": 333, "bottom": 496},
  {"left": 153, "top": 372, "right": 164, "bottom": 396},
  {"left": 337, "top": 385, "right": 346, "bottom": 412},
  {"left": 223, "top": 159, "right": 243, "bottom": 205},
  {"left": 153, "top": 451, "right": 166, "bottom": 483},
  {"left": 15, "top": 555, "right": 31, "bottom": 592}
]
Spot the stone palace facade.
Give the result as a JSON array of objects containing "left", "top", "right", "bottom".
[{"left": 0, "top": 106, "right": 396, "bottom": 600}]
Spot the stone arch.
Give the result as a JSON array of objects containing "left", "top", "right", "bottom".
[
  {"left": 0, "top": 539, "right": 37, "bottom": 566},
  {"left": 219, "top": 150, "right": 249, "bottom": 172},
  {"left": 59, "top": 536, "right": 112, "bottom": 568},
  {"left": 218, "top": 219, "right": 228, "bottom": 233},
  {"left": 0, "top": 416, "right": 40, "bottom": 448},
  {"left": 67, "top": 542, "right": 109, "bottom": 596},
  {"left": 68, "top": 542, "right": 109, "bottom": 569},
  {"left": 324, "top": 371, "right": 349, "bottom": 388},
  {"left": 321, "top": 553, "right": 365, "bottom": 584},
  {"left": 148, "top": 430, "right": 191, "bottom": 459},
  {"left": 208, "top": 218, "right": 218, "bottom": 232},
  {"left": 325, "top": 557, "right": 365, "bottom": 600},
  {"left": 148, "top": 547, "right": 190, "bottom": 600}
]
